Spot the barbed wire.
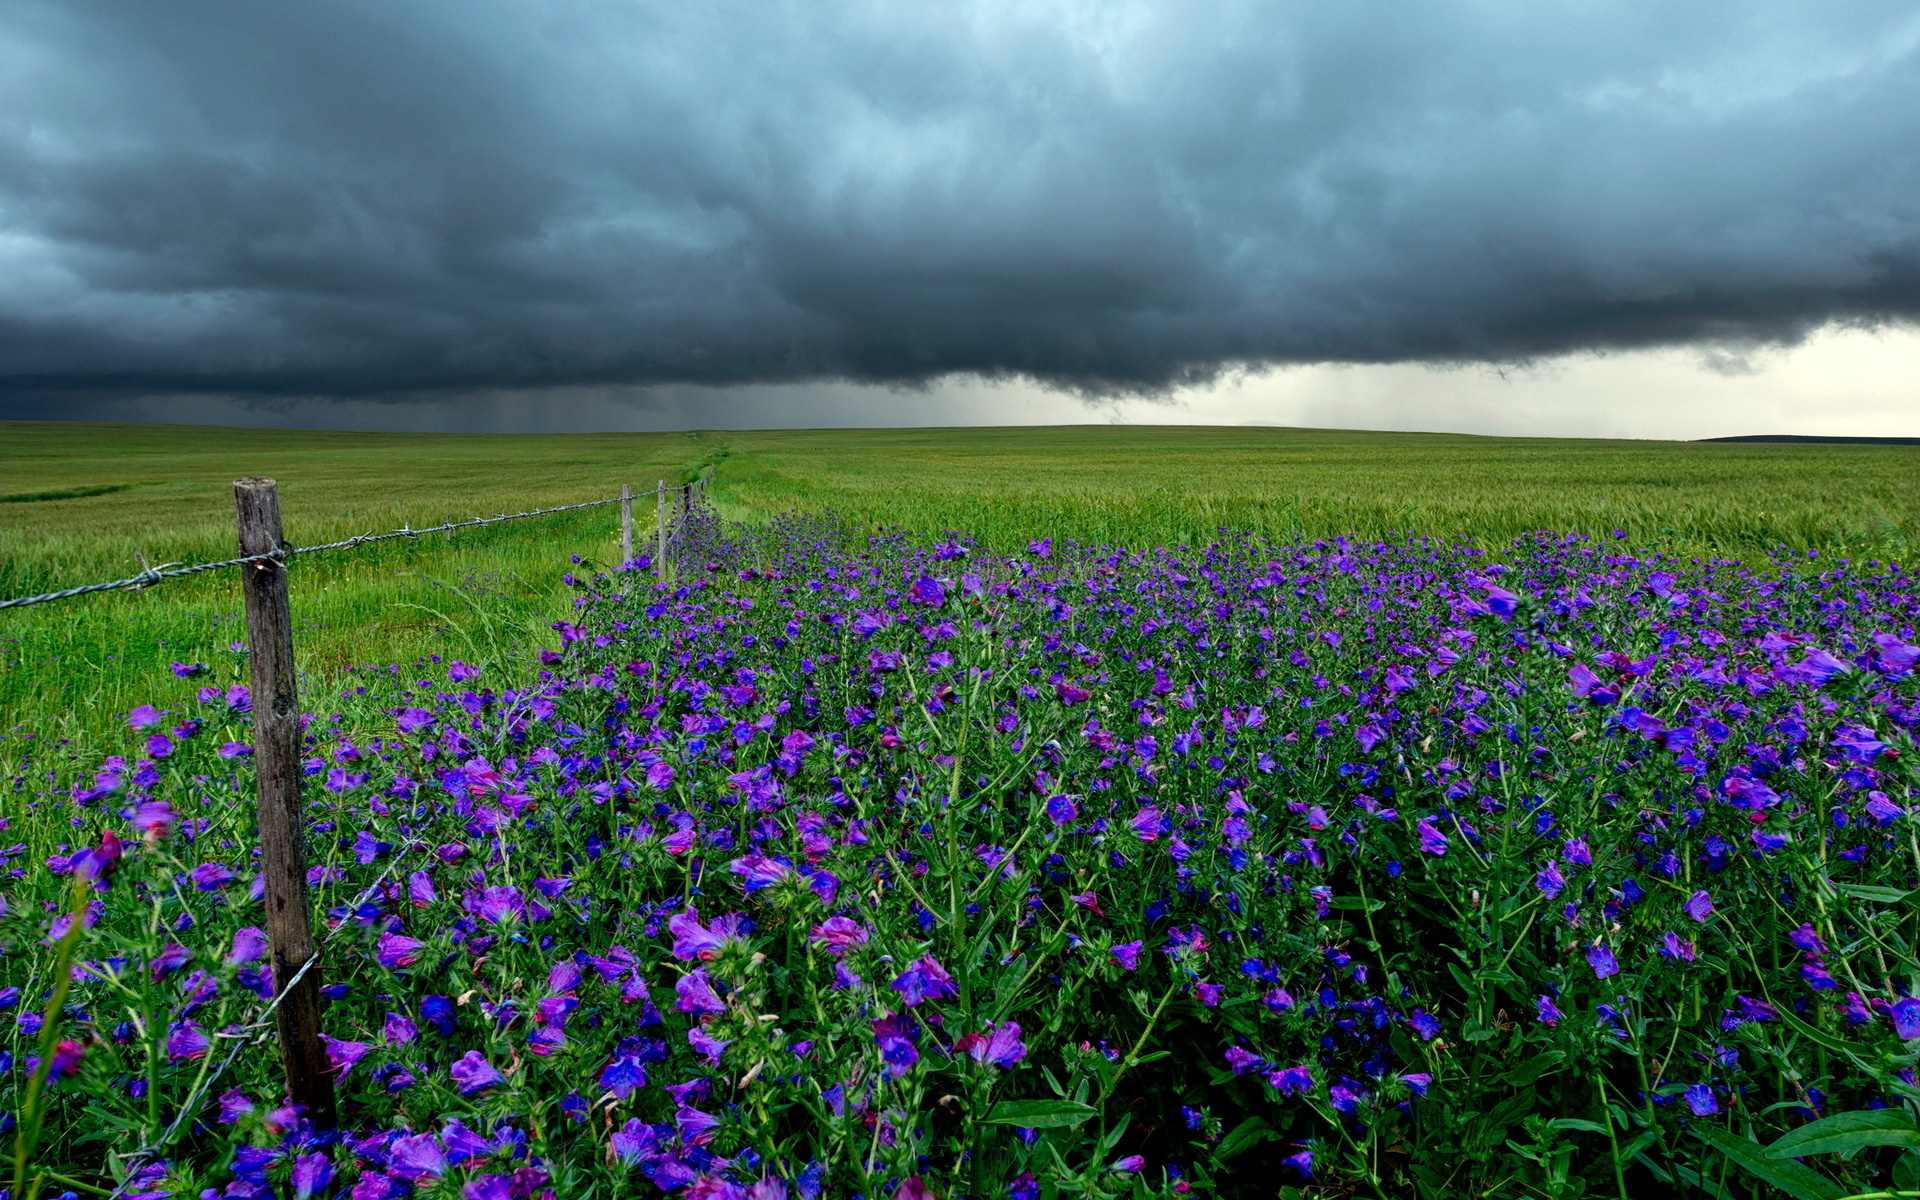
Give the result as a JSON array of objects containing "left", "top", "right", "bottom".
[{"left": 1, "top": 483, "right": 694, "bottom": 611}]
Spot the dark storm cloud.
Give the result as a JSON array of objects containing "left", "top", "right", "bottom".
[{"left": 2, "top": 0, "right": 1918, "bottom": 407}]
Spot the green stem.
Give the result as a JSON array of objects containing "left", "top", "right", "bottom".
[
  {"left": 1096, "top": 979, "right": 1180, "bottom": 1108},
  {"left": 1594, "top": 1069, "right": 1630, "bottom": 1200},
  {"left": 12, "top": 876, "right": 92, "bottom": 1200}
]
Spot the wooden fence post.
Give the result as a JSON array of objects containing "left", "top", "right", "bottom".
[
  {"left": 620, "top": 484, "right": 634, "bottom": 567},
  {"left": 233, "top": 477, "right": 337, "bottom": 1129},
  {"left": 655, "top": 479, "right": 668, "bottom": 581}
]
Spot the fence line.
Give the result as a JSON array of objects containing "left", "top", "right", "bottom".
[
  {"left": 15, "top": 468, "right": 713, "bottom": 1189},
  {"left": 0, "top": 479, "right": 705, "bottom": 611}
]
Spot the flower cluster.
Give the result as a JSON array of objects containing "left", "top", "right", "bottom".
[{"left": 6, "top": 515, "right": 1920, "bottom": 1197}]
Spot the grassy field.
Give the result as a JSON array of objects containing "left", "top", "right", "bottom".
[
  {"left": 704, "top": 425, "right": 1920, "bottom": 556},
  {"left": 4, "top": 419, "right": 1917, "bottom": 741},
  {"left": 1, "top": 422, "right": 710, "bottom": 739}
]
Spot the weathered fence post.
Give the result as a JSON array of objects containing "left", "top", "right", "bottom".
[
  {"left": 655, "top": 479, "right": 668, "bottom": 581},
  {"left": 233, "top": 477, "right": 337, "bottom": 1129},
  {"left": 620, "top": 484, "right": 634, "bottom": 567}
]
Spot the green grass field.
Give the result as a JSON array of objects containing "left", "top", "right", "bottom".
[{"left": 5, "top": 419, "right": 1917, "bottom": 743}]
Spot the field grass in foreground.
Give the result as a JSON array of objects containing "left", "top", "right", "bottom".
[{"left": 4, "top": 420, "right": 1917, "bottom": 743}]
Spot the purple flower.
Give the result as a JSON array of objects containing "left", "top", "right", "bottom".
[
  {"left": 216, "top": 1088, "right": 255, "bottom": 1124},
  {"left": 1660, "top": 932, "right": 1697, "bottom": 962},
  {"left": 961, "top": 1021, "right": 1028, "bottom": 1068},
  {"left": 1282, "top": 1149, "right": 1314, "bottom": 1178},
  {"left": 384, "top": 1012, "right": 419, "bottom": 1045},
  {"left": 1684, "top": 890, "right": 1715, "bottom": 923},
  {"left": 166, "top": 1020, "right": 210, "bottom": 1061},
  {"left": 1536, "top": 995, "right": 1562, "bottom": 1026},
  {"left": 676, "top": 968, "right": 727, "bottom": 1015},
  {"left": 377, "top": 931, "right": 426, "bottom": 970},
  {"left": 610, "top": 1118, "right": 660, "bottom": 1166},
  {"left": 320, "top": 1035, "right": 373, "bottom": 1079},
  {"left": 907, "top": 576, "right": 947, "bottom": 607},
  {"left": 872, "top": 1011, "right": 921, "bottom": 1077},
  {"left": 890, "top": 955, "right": 958, "bottom": 1006},
  {"left": 1586, "top": 942, "right": 1619, "bottom": 979},
  {"left": 1409, "top": 1009, "right": 1441, "bottom": 1040},
  {"left": 450, "top": 1051, "right": 503, "bottom": 1095},
  {"left": 1128, "top": 807, "right": 1166, "bottom": 842},
  {"left": 1893, "top": 998, "right": 1920, "bottom": 1040},
  {"left": 1801, "top": 959, "right": 1840, "bottom": 991},
  {"left": 1111, "top": 1156, "right": 1146, "bottom": 1173},
  {"left": 1789, "top": 923, "right": 1829, "bottom": 955},
  {"left": 600, "top": 1051, "right": 650, "bottom": 1100},
  {"left": 149, "top": 941, "right": 190, "bottom": 981},
  {"left": 127, "top": 705, "right": 163, "bottom": 730},
  {"left": 668, "top": 908, "right": 750, "bottom": 961},
  {"left": 1112, "top": 940, "right": 1144, "bottom": 971},
  {"left": 470, "top": 886, "right": 524, "bottom": 924},
  {"left": 1535, "top": 861, "right": 1566, "bottom": 899},
  {"left": 1224, "top": 1046, "right": 1264, "bottom": 1075},
  {"left": 688, "top": 1026, "right": 731, "bottom": 1065},
  {"left": 1401, "top": 1072, "right": 1432, "bottom": 1097},
  {"left": 390, "top": 1132, "right": 448, "bottom": 1180},
  {"left": 1266, "top": 1064, "right": 1313, "bottom": 1096},
  {"left": 809, "top": 916, "right": 869, "bottom": 955},
  {"left": 1045, "top": 794, "right": 1078, "bottom": 825},
  {"left": 676, "top": 1105, "right": 722, "bottom": 1145},
  {"left": 728, "top": 854, "right": 795, "bottom": 891},
  {"left": 463, "top": 1177, "right": 512, "bottom": 1200},
  {"left": 44, "top": 1039, "right": 85, "bottom": 1081},
  {"left": 1416, "top": 819, "right": 1449, "bottom": 856},
  {"left": 189, "top": 862, "right": 236, "bottom": 891},
  {"left": 291, "top": 1152, "right": 334, "bottom": 1200},
  {"left": 1684, "top": 1084, "right": 1719, "bottom": 1116},
  {"left": 130, "top": 800, "right": 176, "bottom": 842},
  {"left": 421, "top": 994, "right": 458, "bottom": 1037}
]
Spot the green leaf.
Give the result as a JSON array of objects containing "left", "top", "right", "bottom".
[
  {"left": 1693, "top": 1127, "right": 1847, "bottom": 1200},
  {"left": 1216, "top": 1117, "right": 1278, "bottom": 1161},
  {"left": 981, "top": 1099, "right": 1098, "bottom": 1129},
  {"left": 1328, "top": 896, "right": 1385, "bottom": 913},
  {"left": 1547, "top": 1118, "right": 1611, "bottom": 1136},
  {"left": 1834, "top": 883, "right": 1915, "bottom": 904},
  {"left": 1776, "top": 1008, "right": 1863, "bottom": 1058},
  {"left": 1508, "top": 1051, "right": 1566, "bottom": 1086},
  {"left": 1768, "top": 1108, "right": 1920, "bottom": 1158},
  {"left": 1897, "top": 1149, "right": 1920, "bottom": 1191}
]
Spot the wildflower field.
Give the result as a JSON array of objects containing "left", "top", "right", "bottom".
[{"left": 11, "top": 491, "right": 1920, "bottom": 1200}]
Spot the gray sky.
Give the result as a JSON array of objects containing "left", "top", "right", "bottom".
[{"left": 3, "top": 1, "right": 1919, "bottom": 436}]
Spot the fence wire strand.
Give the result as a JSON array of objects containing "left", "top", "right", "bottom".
[{"left": 1, "top": 483, "right": 695, "bottom": 611}]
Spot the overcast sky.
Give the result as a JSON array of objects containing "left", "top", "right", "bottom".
[{"left": 3, "top": 1, "right": 1918, "bottom": 436}]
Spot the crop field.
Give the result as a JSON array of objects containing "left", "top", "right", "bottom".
[{"left": 5, "top": 421, "right": 1920, "bottom": 1199}]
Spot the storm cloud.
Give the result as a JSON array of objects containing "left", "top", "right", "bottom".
[{"left": 2, "top": 0, "right": 1918, "bottom": 406}]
